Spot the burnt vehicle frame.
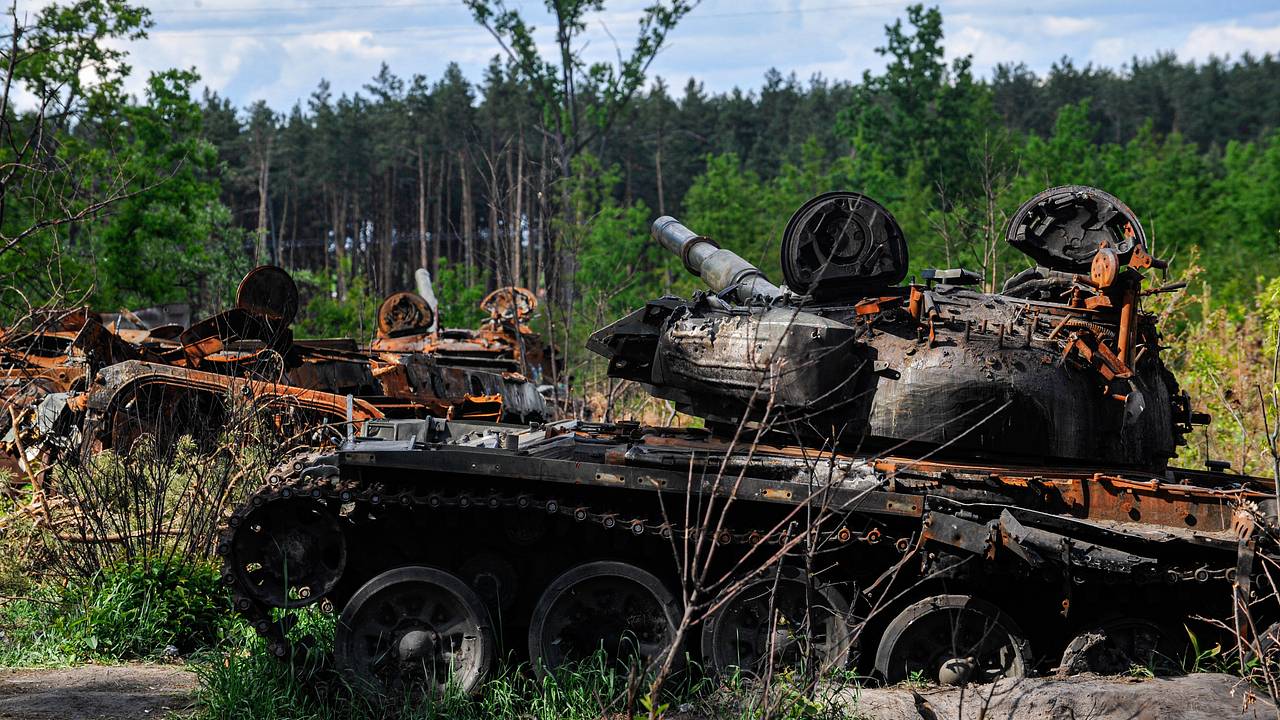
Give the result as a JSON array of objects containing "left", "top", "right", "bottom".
[{"left": 219, "top": 186, "right": 1280, "bottom": 699}]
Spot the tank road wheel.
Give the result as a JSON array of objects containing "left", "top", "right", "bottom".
[
  {"left": 701, "top": 567, "right": 853, "bottom": 678},
  {"left": 335, "top": 566, "right": 495, "bottom": 697},
  {"left": 230, "top": 498, "right": 345, "bottom": 608},
  {"left": 875, "top": 594, "right": 1030, "bottom": 685},
  {"left": 528, "top": 561, "right": 681, "bottom": 677},
  {"left": 1059, "top": 618, "right": 1184, "bottom": 676}
]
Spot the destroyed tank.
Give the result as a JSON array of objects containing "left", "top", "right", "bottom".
[{"left": 221, "top": 187, "right": 1280, "bottom": 698}]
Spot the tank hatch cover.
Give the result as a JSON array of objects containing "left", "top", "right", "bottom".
[
  {"left": 781, "top": 192, "right": 908, "bottom": 298},
  {"left": 1006, "top": 185, "right": 1147, "bottom": 273},
  {"left": 236, "top": 265, "right": 299, "bottom": 325}
]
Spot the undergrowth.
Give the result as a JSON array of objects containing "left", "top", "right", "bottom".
[
  {"left": 0, "top": 558, "right": 227, "bottom": 666},
  {"left": 191, "top": 607, "right": 856, "bottom": 720}
]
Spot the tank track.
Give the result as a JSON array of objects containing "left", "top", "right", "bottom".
[
  {"left": 218, "top": 451, "right": 898, "bottom": 661},
  {"left": 218, "top": 449, "right": 1250, "bottom": 675}
]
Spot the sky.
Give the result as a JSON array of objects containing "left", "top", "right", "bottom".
[{"left": 26, "top": 0, "right": 1280, "bottom": 110}]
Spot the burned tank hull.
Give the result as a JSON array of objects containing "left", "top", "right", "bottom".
[
  {"left": 220, "top": 187, "right": 1279, "bottom": 698},
  {"left": 0, "top": 269, "right": 551, "bottom": 471},
  {"left": 221, "top": 417, "right": 1277, "bottom": 694}
]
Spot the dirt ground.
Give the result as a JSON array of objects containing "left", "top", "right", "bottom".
[
  {"left": 0, "top": 664, "right": 1276, "bottom": 720},
  {"left": 839, "top": 672, "right": 1279, "bottom": 719},
  {"left": 0, "top": 665, "right": 196, "bottom": 720}
]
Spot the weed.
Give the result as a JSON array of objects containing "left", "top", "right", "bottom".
[
  {"left": 1184, "top": 625, "right": 1225, "bottom": 675},
  {"left": 0, "top": 558, "right": 228, "bottom": 666},
  {"left": 59, "top": 558, "right": 229, "bottom": 659},
  {"left": 195, "top": 617, "right": 678, "bottom": 720},
  {"left": 0, "top": 587, "right": 79, "bottom": 667}
]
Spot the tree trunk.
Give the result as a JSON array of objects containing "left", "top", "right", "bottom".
[
  {"left": 556, "top": 135, "right": 575, "bottom": 311},
  {"left": 444, "top": 157, "right": 454, "bottom": 267},
  {"left": 512, "top": 133, "right": 524, "bottom": 288},
  {"left": 277, "top": 183, "right": 288, "bottom": 268},
  {"left": 353, "top": 190, "right": 365, "bottom": 296},
  {"left": 288, "top": 185, "right": 298, "bottom": 270},
  {"left": 418, "top": 147, "right": 429, "bottom": 271},
  {"left": 333, "top": 185, "right": 349, "bottom": 302},
  {"left": 380, "top": 169, "right": 394, "bottom": 296},
  {"left": 459, "top": 151, "right": 474, "bottom": 285},
  {"left": 432, "top": 156, "right": 444, "bottom": 277},
  {"left": 655, "top": 137, "right": 666, "bottom": 217},
  {"left": 532, "top": 140, "right": 548, "bottom": 293},
  {"left": 255, "top": 154, "right": 271, "bottom": 264}
]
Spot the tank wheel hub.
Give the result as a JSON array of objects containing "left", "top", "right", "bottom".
[
  {"left": 229, "top": 496, "right": 345, "bottom": 608},
  {"left": 938, "top": 656, "right": 976, "bottom": 686},
  {"left": 529, "top": 561, "right": 681, "bottom": 677},
  {"left": 701, "top": 566, "right": 853, "bottom": 677},
  {"left": 397, "top": 629, "right": 439, "bottom": 663},
  {"left": 875, "top": 594, "right": 1030, "bottom": 685},
  {"left": 336, "top": 566, "right": 495, "bottom": 696}
]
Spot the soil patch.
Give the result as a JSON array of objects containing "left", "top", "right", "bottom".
[
  {"left": 840, "top": 672, "right": 1278, "bottom": 720},
  {"left": 0, "top": 664, "right": 195, "bottom": 720}
]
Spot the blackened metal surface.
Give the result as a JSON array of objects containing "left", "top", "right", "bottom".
[
  {"left": 1006, "top": 186, "right": 1146, "bottom": 273},
  {"left": 781, "top": 191, "right": 908, "bottom": 298},
  {"left": 236, "top": 265, "right": 299, "bottom": 325},
  {"left": 594, "top": 187, "right": 1198, "bottom": 470},
  {"left": 377, "top": 292, "right": 435, "bottom": 338}
]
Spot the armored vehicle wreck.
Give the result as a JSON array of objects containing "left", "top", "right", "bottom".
[
  {"left": 222, "top": 186, "right": 1278, "bottom": 698},
  {"left": 0, "top": 268, "right": 550, "bottom": 473}
]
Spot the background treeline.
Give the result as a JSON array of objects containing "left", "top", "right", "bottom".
[
  {"left": 5, "top": 4, "right": 1280, "bottom": 364},
  {"left": 191, "top": 7, "right": 1280, "bottom": 344}
]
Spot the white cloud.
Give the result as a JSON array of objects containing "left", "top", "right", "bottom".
[
  {"left": 1180, "top": 21, "right": 1280, "bottom": 61},
  {"left": 946, "top": 24, "right": 1033, "bottom": 73},
  {"left": 279, "top": 31, "right": 390, "bottom": 60},
  {"left": 1089, "top": 36, "right": 1135, "bottom": 69},
  {"left": 119, "top": 34, "right": 261, "bottom": 97},
  {"left": 1041, "top": 15, "right": 1101, "bottom": 37}
]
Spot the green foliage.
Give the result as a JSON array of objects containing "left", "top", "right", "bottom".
[
  {"left": 839, "top": 4, "right": 1001, "bottom": 206},
  {"left": 0, "top": 588, "right": 81, "bottom": 667},
  {"left": 293, "top": 265, "right": 378, "bottom": 341},
  {"left": 434, "top": 258, "right": 490, "bottom": 329},
  {"left": 82, "top": 70, "right": 246, "bottom": 313},
  {"left": 0, "top": 559, "right": 227, "bottom": 666},
  {"left": 462, "top": 0, "right": 698, "bottom": 154},
  {"left": 60, "top": 559, "right": 228, "bottom": 659},
  {"left": 1170, "top": 275, "right": 1280, "bottom": 475},
  {"left": 564, "top": 153, "right": 655, "bottom": 327}
]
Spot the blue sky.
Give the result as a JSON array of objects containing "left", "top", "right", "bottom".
[{"left": 47, "top": 0, "right": 1280, "bottom": 109}]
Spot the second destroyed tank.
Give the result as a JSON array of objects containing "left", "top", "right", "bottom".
[
  {"left": 592, "top": 187, "right": 1197, "bottom": 470},
  {"left": 221, "top": 186, "right": 1279, "bottom": 700}
]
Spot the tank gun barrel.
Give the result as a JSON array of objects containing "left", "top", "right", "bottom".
[{"left": 652, "top": 216, "right": 781, "bottom": 303}]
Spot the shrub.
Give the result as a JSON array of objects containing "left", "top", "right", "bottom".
[{"left": 60, "top": 559, "right": 229, "bottom": 659}]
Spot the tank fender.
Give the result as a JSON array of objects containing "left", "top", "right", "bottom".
[{"left": 998, "top": 510, "right": 1159, "bottom": 575}]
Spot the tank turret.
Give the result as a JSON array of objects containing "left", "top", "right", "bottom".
[{"left": 589, "top": 187, "right": 1205, "bottom": 470}]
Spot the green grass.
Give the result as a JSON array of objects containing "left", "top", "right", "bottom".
[
  {"left": 1, "top": 558, "right": 863, "bottom": 719},
  {"left": 0, "top": 587, "right": 81, "bottom": 667},
  {"left": 0, "top": 558, "right": 229, "bottom": 667},
  {"left": 195, "top": 610, "right": 673, "bottom": 720},
  {"left": 191, "top": 610, "right": 865, "bottom": 720},
  {"left": 0, "top": 554, "right": 865, "bottom": 719}
]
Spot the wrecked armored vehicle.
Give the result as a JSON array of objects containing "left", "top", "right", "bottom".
[
  {"left": 0, "top": 267, "right": 548, "bottom": 473},
  {"left": 221, "top": 187, "right": 1279, "bottom": 697}
]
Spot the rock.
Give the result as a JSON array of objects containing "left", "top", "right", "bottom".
[{"left": 837, "top": 673, "right": 1277, "bottom": 720}]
